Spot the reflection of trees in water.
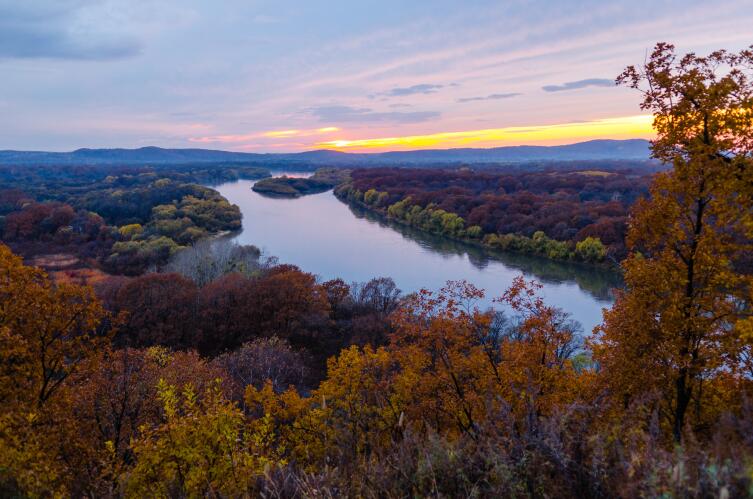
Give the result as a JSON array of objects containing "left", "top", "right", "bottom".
[{"left": 347, "top": 203, "right": 623, "bottom": 302}]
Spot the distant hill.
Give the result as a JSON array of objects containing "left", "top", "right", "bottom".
[
  {"left": 0, "top": 139, "right": 651, "bottom": 166},
  {"left": 355, "top": 139, "right": 651, "bottom": 163},
  {"left": 0, "top": 147, "right": 259, "bottom": 165}
]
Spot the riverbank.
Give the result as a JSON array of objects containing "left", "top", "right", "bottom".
[
  {"left": 214, "top": 178, "right": 616, "bottom": 329},
  {"left": 333, "top": 183, "right": 621, "bottom": 271}
]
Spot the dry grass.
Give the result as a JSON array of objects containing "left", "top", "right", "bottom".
[
  {"left": 27, "top": 253, "right": 112, "bottom": 286},
  {"left": 50, "top": 267, "right": 111, "bottom": 286},
  {"left": 28, "top": 253, "right": 80, "bottom": 269}
]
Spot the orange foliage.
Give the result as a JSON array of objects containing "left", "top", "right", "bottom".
[{"left": 596, "top": 43, "right": 753, "bottom": 443}]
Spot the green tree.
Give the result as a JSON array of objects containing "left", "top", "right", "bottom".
[
  {"left": 466, "top": 225, "right": 483, "bottom": 239},
  {"left": 363, "top": 189, "right": 380, "bottom": 205},
  {"left": 575, "top": 237, "right": 606, "bottom": 262},
  {"left": 118, "top": 223, "right": 143, "bottom": 240}
]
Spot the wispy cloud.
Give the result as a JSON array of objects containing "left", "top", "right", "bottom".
[
  {"left": 3, "top": 0, "right": 753, "bottom": 151},
  {"left": 542, "top": 78, "right": 614, "bottom": 92},
  {"left": 309, "top": 105, "right": 439, "bottom": 124},
  {"left": 190, "top": 133, "right": 257, "bottom": 143},
  {"left": 385, "top": 83, "right": 443, "bottom": 96},
  {"left": 457, "top": 92, "right": 521, "bottom": 103},
  {"left": 190, "top": 127, "right": 340, "bottom": 143}
]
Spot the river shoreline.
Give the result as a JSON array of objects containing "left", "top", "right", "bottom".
[
  {"left": 214, "top": 178, "right": 620, "bottom": 331},
  {"left": 332, "top": 188, "right": 622, "bottom": 274}
]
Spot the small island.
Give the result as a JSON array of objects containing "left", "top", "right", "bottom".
[{"left": 252, "top": 168, "right": 351, "bottom": 197}]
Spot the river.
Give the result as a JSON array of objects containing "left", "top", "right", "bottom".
[{"left": 214, "top": 175, "right": 621, "bottom": 333}]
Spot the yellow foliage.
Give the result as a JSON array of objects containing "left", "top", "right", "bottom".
[
  {"left": 118, "top": 223, "right": 143, "bottom": 239},
  {"left": 0, "top": 243, "right": 110, "bottom": 496},
  {"left": 126, "top": 380, "right": 275, "bottom": 498}
]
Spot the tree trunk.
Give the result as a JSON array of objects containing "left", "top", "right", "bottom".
[{"left": 673, "top": 368, "right": 691, "bottom": 443}]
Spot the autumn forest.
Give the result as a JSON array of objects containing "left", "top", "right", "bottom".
[{"left": 1, "top": 44, "right": 753, "bottom": 498}]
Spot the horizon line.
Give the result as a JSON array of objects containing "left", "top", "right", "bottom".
[{"left": 0, "top": 137, "right": 652, "bottom": 156}]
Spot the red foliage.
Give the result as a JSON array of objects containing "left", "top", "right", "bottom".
[
  {"left": 108, "top": 266, "right": 333, "bottom": 358},
  {"left": 112, "top": 273, "right": 199, "bottom": 348},
  {"left": 349, "top": 168, "right": 651, "bottom": 257}
]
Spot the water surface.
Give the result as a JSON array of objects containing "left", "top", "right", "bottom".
[{"left": 215, "top": 178, "right": 621, "bottom": 332}]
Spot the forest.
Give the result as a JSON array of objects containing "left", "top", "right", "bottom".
[
  {"left": 1, "top": 44, "right": 753, "bottom": 498},
  {"left": 0, "top": 162, "right": 269, "bottom": 275},
  {"left": 252, "top": 168, "right": 351, "bottom": 197},
  {"left": 336, "top": 167, "right": 650, "bottom": 264}
]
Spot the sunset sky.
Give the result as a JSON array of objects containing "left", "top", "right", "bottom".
[{"left": 2, "top": 0, "right": 752, "bottom": 152}]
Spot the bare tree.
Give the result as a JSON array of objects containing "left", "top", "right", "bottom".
[
  {"left": 212, "top": 337, "right": 308, "bottom": 402},
  {"left": 351, "top": 277, "right": 402, "bottom": 316},
  {"left": 165, "top": 239, "right": 271, "bottom": 286}
]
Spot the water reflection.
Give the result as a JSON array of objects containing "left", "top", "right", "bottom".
[
  {"left": 346, "top": 202, "right": 623, "bottom": 302},
  {"left": 214, "top": 178, "right": 619, "bottom": 332}
]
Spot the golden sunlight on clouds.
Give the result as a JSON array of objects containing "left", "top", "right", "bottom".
[
  {"left": 190, "top": 127, "right": 340, "bottom": 143},
  {"left": 262, "top": 129, "right": 301, "bottom": 138},
  {"left": 315, "top": 115, "right": 654, "bottom": 151}
]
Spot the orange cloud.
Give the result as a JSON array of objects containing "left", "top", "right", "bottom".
[
  {"left": 262, "top": 129, "right": 301, "bottom": 138},
  {"left": 315, "top": 115, "right": 654, "bottom": 151}
]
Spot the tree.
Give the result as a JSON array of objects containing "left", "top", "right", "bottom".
[
  {"left": 388, "top": 281, "right": 495, "bottom": 438},
  {"left": 196, "top": 266, "right": 332, "bottom": 356},
  {"left": 363, "top": 188, "right": 380, "bottom": 205},
  {"left": 212, "top": 337, "right": 307, "bottom": 402},
  {"left": 0, "top": 244, "right": 109, "bottom": 496},
  {"left": 118, "top": 223, "right": 143, "bottom": 240},
  {"left": 352, "top": 277, "right": 402, "bottom": 317},
  {"left": 595, "top": 44, "right": 753, "bottom": 443},
  {"left": 113, "top": 273, "right": 198, "bottom": 348},
  {"left": 496, "top": 277, "right": 583, "bottom": 423},
  {"left": 196, "top": 272, "right": 257, "bottom": 355},
  {"left": 126, "top": 380, "right": 263, "bottom": 497},
  {"left": 165, "top": 239, "right": 263, "bottom": 287},
  {"left": 262, "top": 345, "right": 399, "bottom": 468},
  {"left": 243, "top": 266, "right": 332, "bottom": 345},
  {"left": 0, "top": 244, "right": 108, "bottom": 408},
  {"left": 63, "top": 346, "right": 230, "bottom": 496},
  {"left": 243, "top": 277, "right": 583, "bottom": 477},
  {"left": 574, "top": 237, "right": 607, "bottom": 262}
]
